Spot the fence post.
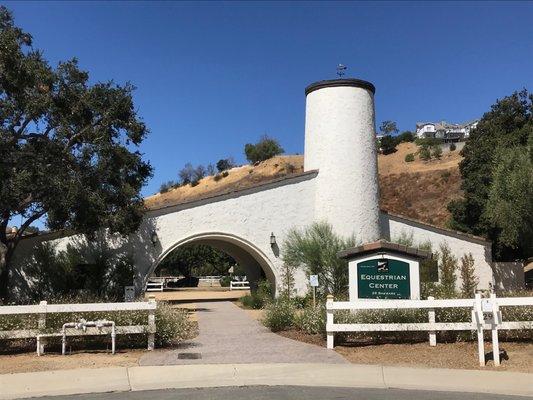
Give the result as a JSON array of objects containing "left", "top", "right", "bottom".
[
  {"left": 326, "top": 294, "right": 334, "bottom": 349},
  {"left": 147, "top": 295, "right": 156, "bottom": 351},
  {"left": 37, "top": 301, "right": 47, "bottom": 355},
  {"left": 474, "top": 293, "right": 485, "bottom": 366},
  {"left": 428, "top": 296, "right": 436, "bottom": 346},
  {"left": 490, "top": 293, "right": 500, "bottom": 366}
]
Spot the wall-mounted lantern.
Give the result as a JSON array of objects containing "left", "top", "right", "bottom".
[
  {"left": 150, "top": 231, "right": 158, "bottom": 246},
  {"left": 270, "top": 232, "right": 277, "bottom": 247}
]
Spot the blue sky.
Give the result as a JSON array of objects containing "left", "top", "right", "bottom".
[{"left": 5, "top": 1, "right": 533, "bottom": 198}]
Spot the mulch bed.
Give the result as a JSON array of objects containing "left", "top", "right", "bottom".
[{"left": 275, "top": 329, "right": 533, "bottom": 373}]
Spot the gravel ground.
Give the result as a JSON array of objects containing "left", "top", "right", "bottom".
[{"left": 0, "top": 350, "right": 143, "bottom": 374}]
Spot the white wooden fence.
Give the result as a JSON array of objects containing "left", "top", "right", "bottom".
[
  {"left": 326, "top": 293, "right": 533, "bottom": 367},
  {"left": 0, "top": 297, "right": 157, "bottom": 354},
  {"left": 146, "top": 281, "right": 164, "bottom": 292},
  {"left": 146, "top": 276, "right": 180, "bottom": 291},
  {"left": 199, "top": 275, "right": 223, "bottom": 283},
  {"left": 230, "top": 280, "right": 250, "bottom": 290}
]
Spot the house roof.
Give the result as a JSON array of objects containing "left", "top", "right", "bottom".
[
  {"left": 382, "top": 210, "right": 492, "bottom": 245},
  {"left": 338, "top": 239, "right": 431, "bottom": 260}
]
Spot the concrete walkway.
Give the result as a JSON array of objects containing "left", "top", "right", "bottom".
[{"left": 139, "top": 301, "right": 346, "bottom": 365}]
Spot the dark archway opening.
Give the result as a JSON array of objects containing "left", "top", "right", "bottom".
[{"left": 150, "top": 242, "right": 267, "bottom": 290}]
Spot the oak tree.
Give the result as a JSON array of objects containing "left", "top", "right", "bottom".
[
  {"left": 448, "top": 89, "right": 532, "bottom": 259},
  {"left": 0, "top": 7, "right": 152, "bottom": 301}
]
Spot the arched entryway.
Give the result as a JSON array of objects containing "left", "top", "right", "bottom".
[{"left": 145, "top": 232, "right": 277, "bottom": 292}]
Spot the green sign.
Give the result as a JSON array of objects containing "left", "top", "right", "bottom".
[{"left": 357, "top": 258, "right": 410, "bottom": 299}]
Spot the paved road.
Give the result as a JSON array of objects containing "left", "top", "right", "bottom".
[
  {"left": 36, "top": 386, "right": 533, "bottom": 400},
  {"left": 140, "top": 301, "right": 346, "bottom": 365}
]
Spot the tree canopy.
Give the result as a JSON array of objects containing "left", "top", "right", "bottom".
[
  {"left": 0, "top": 6, "right": 152, "bottom": 301},
  {"left": 244, "top": 135, "right": 284, "bottom": 164},
  {"left": 156, "top": 244, "right": 239, "bottom": 277},
  {"left": 379, "top": 120, "right": 399, "bottom": 136},
  {"left": 448, "top": 89, "right": 532, "bottom": 259},
  {"left": 379, "top": 135, "right": 397, "bottom": 155}
]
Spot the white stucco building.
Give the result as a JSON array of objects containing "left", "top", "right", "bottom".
[{"left": 10, "top": 79, "right": 522, "bottom": 300}]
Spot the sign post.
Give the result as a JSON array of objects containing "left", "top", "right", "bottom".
[
  {"left": 124, "top": 286, "right": 135, "bottom": 302},
  {"left": 309, "top": 275, "right": 318, "bottom": 307}
]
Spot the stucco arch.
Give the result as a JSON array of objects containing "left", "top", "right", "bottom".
[{"left": 146, "top": 232, "right": 277, "bottom": 291}]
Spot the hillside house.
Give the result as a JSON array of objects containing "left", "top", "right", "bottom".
[{"left": 416, "top": 120, "right": 478, "bottom": 142}]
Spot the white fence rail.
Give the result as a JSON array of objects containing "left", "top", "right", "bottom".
[
  {"left": 0, "top": 297, "right": 157, "bottom": 354},
  {"left": 146, "top": 276, "right": 181, "bottom": 291},
  {"left": 199, "top": 275, "right": 223, "bottom": 282},
  {"left": 230, "top": 281, "right": 250, "bottom": 290},
  {"left": 199, "top": 276, "right": 223, "bottom": 287},
  {"left": 326, "top": 293, "right": 533, "bottom": 367},
  {"left": 146, "top": 281, "right": 164, "bottom": 292}
]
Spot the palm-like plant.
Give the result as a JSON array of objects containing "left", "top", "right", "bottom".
[{"left": 282, "top": 222, "right": 357, "bottom": 299}]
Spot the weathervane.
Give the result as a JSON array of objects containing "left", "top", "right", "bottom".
[{"left": 336, "top": 64, "right": 347, "bottom": 78}]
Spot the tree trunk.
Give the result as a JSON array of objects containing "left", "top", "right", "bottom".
[{"left": 0, "top": 241, "right": 10, "bottom": 304}]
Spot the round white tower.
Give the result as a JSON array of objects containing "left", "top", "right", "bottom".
[{"left": 304, "top": 78, "right": 381, "bottom": 242}]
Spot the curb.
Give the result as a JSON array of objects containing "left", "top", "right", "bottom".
[{"left": 1, "top": 363, "right": 532, "bottom": 399}]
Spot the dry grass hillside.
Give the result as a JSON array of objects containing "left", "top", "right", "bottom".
[
  {"left": 145, "top": 143, "right": 463, "bottom": 228},
  {"left": 378, "top": 142, "right": 463, "bottom": 227},
  {"left": 144, "top": 155, "right": 305, "bottom": 210}
]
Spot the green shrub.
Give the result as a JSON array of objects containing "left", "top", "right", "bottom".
[
  {"left": 282, "top": 222, "right": 357, "bottom": 299},
  {"left": 154, "top": 301, "right": 196, "bottom": 347},
  {"left": 459, "top": 253, "right": 478, "bottom": 297},
  {"left": 284, "top": 162, "right": 297, "bottom": 174},
  {"left": 256, "top": 279, "right": 273, "bottom": 301},
  {"left": 216, "top": 158, "right": 235, "bottom": 173},
  {"left": 393, "top": 231, "right": 414, "bottom": 246},
  {"left": 240, "top": 294, "right": 264, "bottom": 309},
  {"left": 22, "top": 241, "right": 135, "bottom": 303},
  {"left": 404, "top": 153, "right": 415, "bottom": 162},
  {"left": 159, "top": 181, "right": 176, "bottom": 193},
  {"left": 441, "top": 170, "right": 451, "bottom": 182},
  {"left": 449, "top": 143, "right": 457, "bottom": 151},
  {"left": 333, "top": 306, "right": 471, "bottom": 343},
  {"left": 244, "top": 135, "right": 284, "bottom": 164},
  {"left": 432, "top": 145, "right": 443, "bottom": 159},
  {"left": 0, "top": 298, "right": 196, "bottom": 350},
  {"left": 295, "top": 305, "right": 326, "bottom": 335},
  {"left": 193, "top": 165, "right": 206, "bottom": 183},
  {"left": 240, "top": 279, "right": 273, "bottom": 309},
  {"left": 396, "top": 131, "right": 415, "bottom": 143},
  {"left": 415, "top": 137, "right": 443, "bottom": 147},
  {"left": 291, "top": 295, "right": 311, "bottom": 309},
  {"left": 262, "top": 300, "right": 296, "bottom": 332},
  {"left": 498, "top": 291, "right": 533, "bottom": 340},
  {"left": 379, "top": 135, "right": 397, "bottom": 155},
  {"left": 419, "top": 146, "right": 431, "bottom": 161},
  {"left": 278, "top": 263, "right": 297, "bottom": 299},
  {"left": 222, "top": 171, "right": 229, "bottom": 177},
  {"left": 219, "top": 276, "right": 231, "bottom": 287},
  {"left": 178, "top": 163, "right": 194, "bottom": 185},
  {"left": 213, "top": 174, "right": 222, "bottom": 182},
  {"left": 439, "top": 243, "right": 458, "bottom": 297},
  {"left": 420, "top": 257, "right": 439, "bottom": 283}
]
